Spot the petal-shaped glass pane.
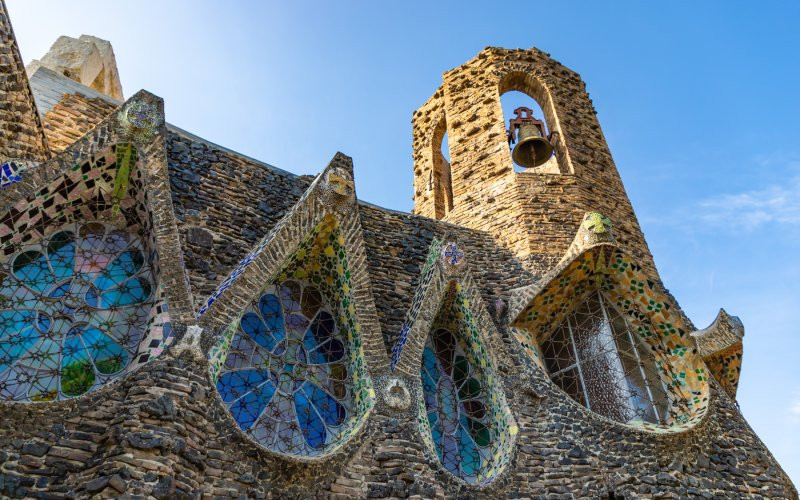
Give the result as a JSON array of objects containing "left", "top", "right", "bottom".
[
  {"left": 0, "top": 220, "right": 160, "bottom": 402},
  {"left": 420, "top": 285, "right": 514, "bottom": 484},
  {"left": 216, "top": 277, "right": 360, "bottom": 458}
]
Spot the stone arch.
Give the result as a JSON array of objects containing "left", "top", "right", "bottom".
[
  {"left": 210, "top": 214, "right": 374, "bottom": 459},
  {"left": 430, "top": 116, "right": 454, "bottom": 218},
  {"left": 201, "top": 153, "right": 381, "bottom": 461},
  {"left": 0, "top": 143, "right": 173, "bottom": 402},
  {"left": 511, "top": 244, "right": 710, "bottom": 433},
  {"left": 497, "top": 70, "right": 572, "bottom": 174}
]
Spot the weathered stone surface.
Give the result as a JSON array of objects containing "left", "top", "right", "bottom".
[
  {"left": 26, "top": 34, "right": 123, "bottom": 100},
  {"left": 0, "top": 0, "right": 50, "bottom": 161},
  {"left": 0, "top": 9, "right": 795, "bottom": 500}
]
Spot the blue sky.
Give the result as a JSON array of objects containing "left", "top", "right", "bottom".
[{"left": 8, "top": 0, "right": 799, "bottom": 485}]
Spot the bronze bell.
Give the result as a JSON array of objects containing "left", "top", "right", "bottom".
[
  {"left": 508, "top": 107, "right": 555, "bottom": 168},
  {"left": 512, "top": 123, "right": 554, "bottom": 168}
]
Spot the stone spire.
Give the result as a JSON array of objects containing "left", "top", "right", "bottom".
[
  {"left": 0, "top": 0, "right": 50, "bottom": 161},
  {"left": 27, "top": 34, "right": 123, "bottom": 101}
]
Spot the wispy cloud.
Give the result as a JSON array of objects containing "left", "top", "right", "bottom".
[
  {"left": 790, "top": 395, "right": 800, "bottom": 423},
  {"left": 652, "top": 154, "right": 800, "bottom": 232},
  {"left": 694, "top": 175, "right": 800, "bottom": 230}
]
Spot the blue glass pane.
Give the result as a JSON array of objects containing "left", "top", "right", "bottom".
[
  {"left": 228, "top": 379, "right": 275, "bottom": 430},
  {"left": 12, "top": 251, "right": 54, "bottom": 293},
  {"left": 458, "top": 425, "right": 480, "bottom": 477},
  {"left": 422, "top": 345, "right": 440, "bottom": 382},
  {"left": 82, "top": 327, "right": 126, "bottom": 374},
  {"left": 218, "top": 279, "right": 353, "bottom": 457},
  {"left": 100, "top": 277, "right": 151, "bottom": 307},
  {"left": 258, "top": 294, "right": 284, "bottom": 340},
  {"left": 217, "top": 369, "right": 273, "bottom": 403},
  {"left": 241, "top": 312, "right": 278, "bottom": 351},
  {"left": 94, "top": 249, "right": 144, "bottom": 290},
  {"left": 304, "top": 382, "right": 345, "bottom": 426},
  {"left": 420, "top": 323, "right": 494, "bottom": 483},
  {"left": 295, "top": 384, "right": 327, "bottom": 449},
  {"left": 0, "top": 321, "right": 39, "bottom": 372},
  {"left": 46, "top": 232, "right": 74, "bottom": 281},
  {"left": 0, "top": 219, "right": 158, "bottom": 402}
]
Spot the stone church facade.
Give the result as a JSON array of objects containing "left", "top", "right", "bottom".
[{"left": 0, "top": 2, "right": 796, "bottom": 498}]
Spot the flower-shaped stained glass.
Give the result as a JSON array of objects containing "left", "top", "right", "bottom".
[
  {"left": 216, "top": 279, "right": 352, "bottom": 456},
  {"left": 0, "top": 222, "right": 157, "bottom": 402},
  {"left": 417, "top": 283, "right": 516, "bottom": 484},
  {"left": 421, "top": 327, "right": 496, "bottom": 482}
]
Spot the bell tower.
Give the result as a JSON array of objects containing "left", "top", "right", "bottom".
[{"left": 412, "top": 47, "right": 656, "bottom": 274}]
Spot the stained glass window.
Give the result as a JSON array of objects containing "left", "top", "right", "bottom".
[
  {"left": 419, "top": 283, "right": 514, "bottom": 484},
  {"left": 216, "top": 279, "right": 352, "bottom": 456},
  {"left": 540, "top": 290, "right": 670, "bottom": 425},
  {"left": 0, "top": 222, "right": 157, "bottom": 402}
]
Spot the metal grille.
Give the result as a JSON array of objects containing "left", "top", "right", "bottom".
[{"left": 540, "top": 291, "right": 669, "bottom": 425}]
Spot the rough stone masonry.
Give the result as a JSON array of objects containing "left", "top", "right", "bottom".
[{"left": 0, "top": 1, "right": 796, "bottom": 498}]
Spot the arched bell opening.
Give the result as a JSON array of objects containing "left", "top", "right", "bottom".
[
  {"left": 210, "top": 214, "right": 374, "bottom": 460},
  {"left": 498, "top": 72, "right": 569, "bottom": 174},
  {"left": 418, "top": 281, "right": 515, "bottom": 485},
  {"left": 0, "top": 144, "right": 173, "bottom": 403},
  {"left": 512, "top": 246, "right": 709, "bottom": 433},
  {"left": 430, "top": 117, "right": 454, "bottom": 218}
]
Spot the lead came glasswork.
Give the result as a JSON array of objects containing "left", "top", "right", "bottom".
[
  {"left": 0, "top": 222, "right": 156, "bottom": 401},
  {"left": 418, "top": 282, "right": 515, "bottom": 484},
  {"left": 540, "top": 290, "right": 669, "bottom": 425},
  {"left": 216, "top": 280, "right": 350, "bottom": 454},
  {"left": 422, "top": 328, "right": 491, "bottom": 479},
  {"left": 211, "top": 216, "right": 374, "bottom": 458}
]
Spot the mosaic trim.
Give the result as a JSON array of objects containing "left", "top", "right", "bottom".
[
  {"left": 0, "top": 91, "right": 195, "bottom": 324},
  {"left": 0, "top": 160, "right": 34, "bottom": 188},
  {"left": 703, "top": 345, "right": 742, "bottom": 399},
  {"left": 209, "top": 215, "right": 374, "bottom": 459},
  {"left": 691, "top": 309, "right": 744, "bottom": 398},
  {"left": 0, "top": 145, "right": 172, "bottom": 402},
  {"left": 511, "top": 245, "right": 710, "bottom": 433},
  {"left": 417, "top": 282, "right": 516, "bottom": 485},
  {"left": 390, "top": 237, "right": 443, "bottom": 370}
]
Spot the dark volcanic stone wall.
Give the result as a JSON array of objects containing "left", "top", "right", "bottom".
[
  {"left": 359, "top": 203, "right": 534, "bottom": 353},
  {"left": 165, "top": 131, "right": 311, "bottom": 309},
  {"left": 0, "top": 1, "right": 49, "bottom": 161},
  {"left": 0, "top": 132, "right": 796, "bottom": 496},
  {"left": 0, "top": 322, "right": 795, "bottom": 498}
]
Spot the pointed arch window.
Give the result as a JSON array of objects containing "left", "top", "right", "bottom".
[
  {"left": 540, "top": 290, "right": 669, "bottom": 425},
  {"left": 212, "top": 216, "right": 374, "bottom": 458},
  {"left": 419, "top": 282, "right": 514, "bottom": 484},
  {"left": 217, "top": 279, "right": 350, "bottom": 454}
]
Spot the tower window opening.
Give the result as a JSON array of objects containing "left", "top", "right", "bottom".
[
  {"left": 539, "top": 291, "right": 670, "bottom": 425},
  {"left": 500, "top": 90, "right": 558, "bottom": 173},
  {"left": 430, "top": 120, "right": 453, "bottom": 218},
  {"left": 440, "top": 132, "right": 453, "bottom": 212}
]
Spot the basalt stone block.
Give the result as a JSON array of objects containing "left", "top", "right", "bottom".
[{"left": 187, "top": 227, "right": 213, "bottom": 249}]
